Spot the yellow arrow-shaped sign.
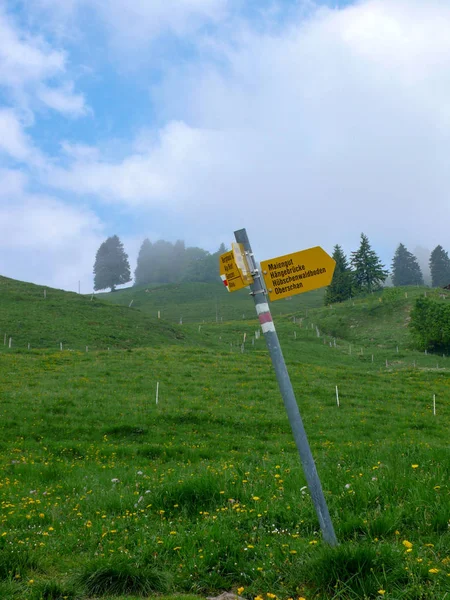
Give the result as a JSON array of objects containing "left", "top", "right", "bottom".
[
  {"left": 261, "top": 246, "right": 336, "bottom": 302},
  {"left": 219, "top": 248, "right": 253, "bottom": 292}
]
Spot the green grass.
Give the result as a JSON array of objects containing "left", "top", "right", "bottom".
[
  {"left": 0, "top": 277, "right": 449, "bottom": 599},
  {"left": 0, "top": 276, "right": 184, "bottom": 351},
  {"left": 97, "top": 281, "right": 325, "bottom": 323},
  {"left": 307, "top": 286, "right": 450, "bottom": 351}
]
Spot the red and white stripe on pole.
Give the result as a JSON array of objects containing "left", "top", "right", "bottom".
[{"left": 256, "top": 302, "right": 275, "bottom": 333}]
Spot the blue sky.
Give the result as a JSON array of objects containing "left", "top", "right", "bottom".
[{"left": 1, "top": 0, "right": 450, "bottom": 291}]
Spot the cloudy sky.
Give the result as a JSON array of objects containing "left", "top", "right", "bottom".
[{"left": 1, "top": 0, "right": 449, "bottom": 292}]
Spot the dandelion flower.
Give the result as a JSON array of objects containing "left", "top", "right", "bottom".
[
  {"left": 411, "top": 464, "right": 419, "bottom": 469},
  {"left": 378, "top": 590, "right": 385, "bottom": 596},
  {"left": 237, "top": 587, "right": 244, "bottom": 595},
  {"left": 429, "top": 568, "right": 439, "bottom": 574},
  {"left": 402, "top": 540, "right": 413, "bottom": 549}
]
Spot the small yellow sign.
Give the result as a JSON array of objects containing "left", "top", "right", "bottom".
[
  {"left": 219, "top": 249, "right": 254, "bottom": 292},
  {"left": 261, "top": 246, "right": 335, "bottom": 302}
]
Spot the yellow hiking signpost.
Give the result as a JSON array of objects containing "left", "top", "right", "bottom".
[
  {"left": 219, "top": 230, "right": 338, "bottom": 547},
  {"left": 219, "top": 244, "right": 253, "bottom": 292},
  {"left": 261, "top": 246, "right": 336, "bottom": 302}
]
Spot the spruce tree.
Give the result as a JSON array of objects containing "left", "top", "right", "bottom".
[
  {"left": 351, "top": 233, "right": 388, "bottom": 293},
  {"left": 429, "top": 245, "right": 450, "bottom": 287},
  {"left": 324, "top": 245, "right": 352, "bottom": 304},
  {"left": 391, "top": 243, "right": 424, "bottom": 286},
  {"left": 134, "top": 238, "right": 153, "bottom": 286},
  {"left": 93, "top": 235, "right": 131, "bottom": 292}
]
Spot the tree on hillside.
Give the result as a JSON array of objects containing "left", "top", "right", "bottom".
[
  {"left": 134, "top": 238, "right": 153, "bottom": 286},
  {"left": 93, "top": 235, "right": 131, "bottom": 292},
  {"left": 172, "top": 240, "right": 187, "bottom": 282},
  {"left": 429, "top": 245, "right": 450, "bottom": 287},
  {"left": 133, "top": 238, "right": 229, "bottom": 286},
  {"left": 413, "top": 245, "right": 432, "bottom": 286},
  {"left": 351, "top": 233, "right": 388, "bottom": 293},
  {"left": 324, "top": 245, "right": 353, "bottom": 305},
  {"left": 391, "top": 243, "right": 424, "bottom": 286}
]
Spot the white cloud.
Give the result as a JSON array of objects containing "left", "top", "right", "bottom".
[
  {"left": 96, "top": 0, "right": 228, "bottom": 44},
  {"left": 0, "top": 109, "right": 39, "bottom": 163},
  {"left": 0, "top": 6, "right": 64, "bottom": 88},
  {"left": 21, "top": 0, "right": 228, "bottom": 49},
  {"left": 0, "top": 4, "right": 86, "bottom": 116},
  {"left": 48, "top": 121, "right": 220, "bottom": 204},
  {"left": 44, "top": 0, "right": 450, "bottom": 262},
  {"left": 0, "top": 169, "right": 103, "bottom": 290},
  {"left": 37, "top": 83, "right": 87, "bottom": 117},
  {"left": 0, "top": 168, "right": 27, "bottom": 196},
  {"left": 4, "top": 0, "right": 450, "bottom": 290}
]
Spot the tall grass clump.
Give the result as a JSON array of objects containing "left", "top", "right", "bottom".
[
  {"left": 74, "top": 558, "right": 171, "bottom": 596},
  {"left": 299, "top": 543, "right": 407, "bottom": 598}
]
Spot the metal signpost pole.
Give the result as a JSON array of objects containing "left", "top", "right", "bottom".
[{"left": 234, "top": 228, "right": 338, "bottom": 547}]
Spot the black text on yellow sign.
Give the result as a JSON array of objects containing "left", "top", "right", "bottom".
[
  {"left": 219, "top": 250, "right": 254, "bottom": 292},
  {"left": 260, "top": 246, "right": 336, "bottom": 301}
]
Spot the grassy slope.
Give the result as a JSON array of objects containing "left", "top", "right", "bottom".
[
  {"left": 0, "top": 277, "right": 449, "bottom": 599},
  {"left": 294, "top": 286, "right": 450, "bottom": 351},
  {"left": 0, "top": 276, "right": 184, "bottom": 351},
  {"left": 97, "top": 281, "right": 325, "bottom": 323}
]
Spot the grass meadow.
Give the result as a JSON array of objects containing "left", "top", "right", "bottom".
[{"left": 0, "top": 279, "right": 449, "bottom": 599}]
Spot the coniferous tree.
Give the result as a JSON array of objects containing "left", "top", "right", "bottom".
[
  {"left": 391, "top": 243, "right": 424, "bottom": 286},
  {"left": 413, "top": 246, "right": 432, "bottom": 286},
  {"left": 172, "top": 240, "right": 187, "bottom": 282},
  {"left": 134, "top": 239, "right": 153, "bottom": 286},
  {"left": 133, "top": 239, "right": 229, "bottom": 285},
  {"left": 351, "top": 233, "right": 388, "bottom": 293},
  {"left": 429, "top": 245, "right": 450, "bottom": 287},
  {"left": 324, "top": 245, "right": 353, "bottom": 304},
  {"left": 93, "top": 235, "right": 131, "bottom": 292}
]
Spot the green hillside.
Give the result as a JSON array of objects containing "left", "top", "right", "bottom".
[
  {"left": 300, "top": 286, "right": 450, "bottom": 351},
  {"left": 0, "top": 275, "right": 184, "bottom": 351},
  {"left": 1, "top": 276, "right": 450, "bottom": 599},
  {"left": 97, "top": 281, "right": 325, "bottom": 323}
]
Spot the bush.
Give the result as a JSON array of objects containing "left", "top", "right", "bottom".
[{"left": 409, "top": 297, "right": 450, "bottom": 353}]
